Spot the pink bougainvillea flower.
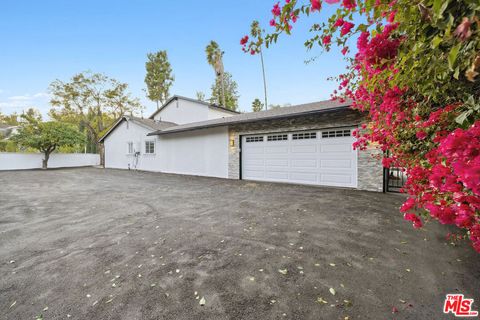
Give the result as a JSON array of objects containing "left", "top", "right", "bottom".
[
  {"left": 271, "top": 2, "right": 281, "bottom": 16},
  {"left": 387, "top": 10, "right": 397, "bottom": 23},
  {"left": 400, "top": 197, "right": 416, "bottom": 212},
  {"left": 250, "top": 49, "right": 256, "bottom": 55},
  {"left": 311, "top": 0, "right": 322, "bottom": 11},
  {"left": 322, "top": 35, "right": 332, "bottom": 45},
  {"left": 334, "top": 18, "right": 345, "bottom": 27},
  {"left": 416, "top": 130, "right": 427, "bottom": 140},
  {"left": 269, "top": 19, "right": 276, "bottom": 27},
  {"left": 342, "top": 0, "right": 356, "bottom": 9},
  {"left": 240, "top": 35, "right": 249, "bottom": 46},
  {"left": 341, "top": 47, "right": 348, "bottom": 55},
  {"left": 404, "top": 213, "right": 423, "bottom": 229},
  {"left": 291, "top": 12, "right": 298, "bottom": 23},
  {"left": 340, "top": 21, "right": 355, "bottom": 36},
  {"left": 454, "top": 17, "right": 472, "bottom": 41}
]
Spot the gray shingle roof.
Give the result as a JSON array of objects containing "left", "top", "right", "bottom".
[
  {"left": 129, "top": 116, "right": 177, "bottom": 131},
  {"left": 98, "top": 116, "right": 177, "bottom": 142},
  {"left": 148, "top": 99, "right": 352, "bottom": 136}
]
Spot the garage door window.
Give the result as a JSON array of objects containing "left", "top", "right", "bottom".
[
  {"left": 267, "top": 134, "right": 288, "bottom": 141},
  {"left": 246, "top": 136, "right": 264, "bottom": 143},
  {"left": 292, "top": 132, "right": 317, "bottom": 140},
  {"left": 321, "top": 130, "right": 351, "bottom": 138}
]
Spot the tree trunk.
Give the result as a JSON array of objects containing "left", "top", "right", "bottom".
[
  {"left": 220, "top": 73, "right": 226, "bottom": 108},
  {"left": 98, "top": 142, "right": 105, "bottom": 167},
  {"left": 42, "top": 151, "right": 51, "bottom": 169},
  {"left": 260, "top": 49, "right": 268, "bottom": 110}
]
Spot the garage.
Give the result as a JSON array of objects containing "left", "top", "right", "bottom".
[{"left": 241, "top": 128, "right": 358, "bottom": 188}]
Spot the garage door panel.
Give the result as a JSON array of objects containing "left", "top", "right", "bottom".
[
  {"left": 242, "top": 130, "right": 357, "bottom": 188},
  {"left": 244, "top": 159, "right": 264, "bottom": 167},
  {"left": 291, "top": 159, "right": 318, "bottom": 168},
  {"left": 265, "top": 145, "right": 289, "bottom": 154},
  {"left": 265, "top": 159, "right": 289, "bottom": 167},
  {"left": 244, "top": 146, "right": 265, "bottom": 154},
  {"left": 291, "top": 145, "right": 317, "bottom": 153},
  {"left": 321, "top": 173, "right": 353, "bottom": 184},
  {"left": 321, "top": 159, "right": 353, "bottom": 168},
  {"left": 320, "top": 144, "right": 352, "bottom": 152},
  {"left": 265, "top": 171, "right": 290, "bottom": 180},
  {"left": 290, "top": 172, "right": 318, "bottom": 182},
  {"left": 243, "top": 169, "right": 265, "bottom": 178}
]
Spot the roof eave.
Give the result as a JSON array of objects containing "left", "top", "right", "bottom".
[{"left": 148, "top": 105, "right": 352, "bottom": 136}]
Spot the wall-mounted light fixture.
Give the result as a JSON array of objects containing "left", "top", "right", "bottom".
[{"left": 229, "top": 137, "right": 235, "bottom": 147}]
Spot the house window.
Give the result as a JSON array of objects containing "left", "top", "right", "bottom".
[
  {"left": 245, "top": 136, "right": 264, "bottom": 143},
  {"left": 127, "top": 142, "right": 134, "bottom": 154},
  {"left": 321, "top": 130, "right": 351, "bottom": 138},
  {"left": 145, "top": 140, "right": 155, "bottom": 154},
  {"left": 292, "top": 132, "right": 317, "bottom": 140},
  {"left": 267, "top": 134, "right": 288, "bottom": 141}
]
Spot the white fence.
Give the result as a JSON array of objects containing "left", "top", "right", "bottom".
[{"left": 0, "top": 153, "right": 100, "bottom": 170}]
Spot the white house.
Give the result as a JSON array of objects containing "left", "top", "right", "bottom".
[
  {"left": 100, "top": 96, "right": 238, "bottom": 177},
  {"left": 99, "top": 95, "right": 384, "bottom": 191}
]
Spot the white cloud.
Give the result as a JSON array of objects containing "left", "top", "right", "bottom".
[{"left": 0, "top": 92, "right": 51, "bottom": 116}]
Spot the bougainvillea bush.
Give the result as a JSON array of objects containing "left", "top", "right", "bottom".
[{"left": 243, "top": 0, "right": 480, "bottom": 252}]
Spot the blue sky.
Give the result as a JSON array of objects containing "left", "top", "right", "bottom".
[{"left": 0, "top": 0, "right": 350, "bottom": 117}]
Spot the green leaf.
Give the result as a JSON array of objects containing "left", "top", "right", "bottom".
[
  {"left": 455, "top": 110, "right": 472, "bottom": 125},
  {"left": 433, "top": 0, "right": 449, "bottom": 18},
  {"left": 447, "top": 43, "right": 461, "bottom": 71},
  {"left": 431, "top": 36, "right": 442, "bottom": 49}
]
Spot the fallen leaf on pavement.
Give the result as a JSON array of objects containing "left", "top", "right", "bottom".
[
  {"left": 329, "top": 288, "right": 336, "bottom": 295},
  {"left": 278, "top": 269, "right": 288, "bottom": 275},
  {"left": 317, "top": 297, "right": 328, "bottom": 304},
  {"left": 199, "top": 297, "right": 206, "bottom": 306}
]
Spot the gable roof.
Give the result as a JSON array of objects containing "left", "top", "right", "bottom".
[
  {"left": 148, "top": 95, "right": 240, "bottom": 119},
  {"left": 148, "top": 99, "right": 353, "bottom": 136},
  {"left": 98, "top": 115, "right": 177, "bottom": 142}
]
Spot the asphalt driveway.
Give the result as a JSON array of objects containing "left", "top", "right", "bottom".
[{"left": 0, "top": 168, "right": 479, "bottom": 319}]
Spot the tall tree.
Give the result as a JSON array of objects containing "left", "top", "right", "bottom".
[
  {"left": 144, "top": 50, "right": 174, "bottom": 109},
  {"left": 11, "top": 114, "right": 85, "bottom": 169},
  {"left": 251, "top": 98, "right": 264, "bottom": 112},
  {"left": 196, "top": 91, "right": 206, "bottom": 102},
  {"left": 246, "top": 21, "right": 268, "bottom": 110},
  {"left": 205, "top": 41, "right": 226, "bottom": 108},
  {"left": 209, "top": 72, "right": 239, "bottom": 111},
  {"left": 49, "top": 71, "right": 142, "bottom": 165}
]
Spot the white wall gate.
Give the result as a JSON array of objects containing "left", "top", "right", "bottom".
[{"left": 241, "top": 128, "right": 357, "bottom": 188}]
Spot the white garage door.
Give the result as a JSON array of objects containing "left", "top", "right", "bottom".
[{"left": 241, "top": 128, "right": 357, "bottom": 188}]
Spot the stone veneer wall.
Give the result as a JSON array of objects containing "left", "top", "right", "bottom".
[{"left": 227, "top": 109, "right": 384, "bottom": 192}]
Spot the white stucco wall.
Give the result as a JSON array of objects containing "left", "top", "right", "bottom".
[
  {"left": 153, "top": 99, "right": 209, "bottom": 124},
  {"left": 153, "top": 99, "right": 236, "bottom": 124},
  {"left": 104, "top": 120, "right": 160, "bottom": 171},
  {"left": 157, "top": 127, "right": 229, "bottom": 178},
  {"left": 208, "top": 107, "right": 235, "bottom": 120},
  {"left": 0, "top": 153, "right": 100, "bottom": 170},
  {"left": 104, "top": 120, "right": 229, "bottom": 178}
]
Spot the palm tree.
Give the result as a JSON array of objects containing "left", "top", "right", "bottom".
[
  {"left": 250, "top": 21, "right": 268, "bottom": 110},
  {"left": 205, "top": 41, "right": 226, "bottom": 107}
]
